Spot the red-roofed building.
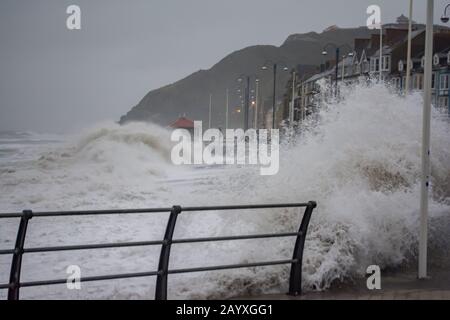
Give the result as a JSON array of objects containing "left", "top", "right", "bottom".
[
  {"left": 169, "top": 116, "right": 194, "bottom": 129},
  {"left": 169, "top": 116, "right": 195, "bottom": 134}
]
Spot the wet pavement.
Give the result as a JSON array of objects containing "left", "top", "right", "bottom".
[{"left": 236, "top": 267, "right": 450, "bottom": 300}]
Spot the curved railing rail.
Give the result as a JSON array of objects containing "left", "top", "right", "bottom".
[{"left": 0, "top": 201, "right": 317, "bottom": 300}]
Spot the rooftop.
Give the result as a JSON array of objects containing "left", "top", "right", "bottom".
[{"left": 169, "top": 116, "right": 195, "bottom": 129}]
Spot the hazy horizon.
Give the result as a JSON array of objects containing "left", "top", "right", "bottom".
[{"left": 1, "top": 0, "right": 449, "bottom": 133}]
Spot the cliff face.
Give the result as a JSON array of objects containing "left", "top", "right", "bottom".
[{"left": 119, "top": 26, "right": 375, "bottom": 127}]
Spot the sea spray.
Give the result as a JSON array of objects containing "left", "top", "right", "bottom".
[
  {"left": 171, "top": 83, "right": 450, "bottom": 296},
  {"left": 1, "top": 83, "right": 450, "bottom": 299},
  {"left": 251, "top": 83, "right": 450, "bottom": 291}
]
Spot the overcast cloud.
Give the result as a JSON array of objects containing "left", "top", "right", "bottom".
[{"left": 0, "top": 0, "right": 448, "bottom": 133}]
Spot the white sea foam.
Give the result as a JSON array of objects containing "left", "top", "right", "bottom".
[{"left": 1, "top": 83, "right": 450, "bottom": 299}]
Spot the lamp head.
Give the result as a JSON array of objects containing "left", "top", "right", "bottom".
[
  {"left": 441, "top": 15, "right": 449, "bottom": 23},
  {"left": 322, "top": 50, "right": 328, "bottom": 55}
]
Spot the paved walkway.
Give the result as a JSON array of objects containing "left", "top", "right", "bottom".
[{"left": 236, "top": 268, "right": 450, "bottom": 300}]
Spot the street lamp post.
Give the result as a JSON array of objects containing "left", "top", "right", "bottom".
[
  {"left": 290, "top": 70, "right": 296, "bottom": 125},
  {"left": 405, "top": 0, "right": 414, "bottom": 94},
  {"left": 237, "top": 74, "right": 259, "bottom": 131},
  {"left": 322, "top": 43, "right": 353, "bottom": 97},
  {"left": 237, "top": 76, "right": 250, "bottom": 130},
  {"left": 245, "top": 76, "right": 250, "bottom": 131},
  {"left": 416, "top": 0, "right": 450, "bottom": 280},
  {"left": 262, "top": 62, "right": 289, "bottom": 129},
  {"left": 441, "top": 3, "right": 450, "bottom": 22},
  {"left": 254, "top": 79, "right": 260, "bottom": 129},
  {"left": 225, "top": 88, "right": 229, "bottom": 129},
  {"left": 208, "top": 94, "right": 212, "bottom": 129},
  {"left": 419, "top": 0, "right": 434, "bottom": 280},
  {"left": 379, "top": 23, "right": 383, "bottom": 82},
  {"left": 335, "top": 49, "right": 339, "bottom": 95},
  {"left": 272, "top": 63, "right": 277, "bottom": 129}
]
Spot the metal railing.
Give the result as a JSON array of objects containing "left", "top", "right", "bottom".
[{"left": 0, "top": 201, "right": 317, "bottom": 300}]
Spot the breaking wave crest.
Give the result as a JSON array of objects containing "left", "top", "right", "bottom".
[
  {"left": 0, "top": 122, "right": 175, "bottom": 211},
  {"left": 247, "top": 83, "right": 450, "bottom": 291},
  {"left": 170, "top": 83, "right": 450, "bottom": 297}
]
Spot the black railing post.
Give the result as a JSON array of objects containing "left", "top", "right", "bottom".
[
  {"left": 8, "top": 210, "right": 33, "bottom": 300},
  {"left": 155, "top": 205, "right": 182, "bottom": 300},
  {"left": 288, "top": 201, "right": 316, "bottom": 296}
]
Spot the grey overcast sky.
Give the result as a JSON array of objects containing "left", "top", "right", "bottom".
[{"left": 0, "top": 0, "right": 448, "bottom": 133}]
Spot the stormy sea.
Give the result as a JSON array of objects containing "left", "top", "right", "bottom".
[{"left": 1, "top": 83, "right": 450, "bottom": 299}]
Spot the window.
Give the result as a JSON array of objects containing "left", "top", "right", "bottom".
[
  {"left": 382, "top": 56, "right": 390, "bottom": 71},
  {"left": 447, "top": 52, "right": 450, "bottom": 65},
  {"left": 370, "top": 58, "right": 380, "bottom": 72},
  {"left": 438, "top": 97, "right": 449, "bottom": 110},
  {"left": 433, "top": 54, "right": 440, "bottom": 66},
  {"left": 362, "top": 60, "right": 369, "bottom": 73},
  {"left": 440, "top": 74, "right": 449, "bottom": 90},
  {"left": 432, "top": 73, "right": 436, "bottom": 89},
  {"left": 392, "top": 77, "right": 401, "bottom": 90},
  {"left": 421, "top": 56, "right": 425, "bottom": 68},
  {"left": 398, "top": 60, "right": 404, "bottom": 72},
  {"left": 411, "top": 74, "right": 424, "bottom": 90}
]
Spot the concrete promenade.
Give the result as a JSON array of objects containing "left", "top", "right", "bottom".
[{"left": 236, "top": 267, "right": 450, "bottom": 300}]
